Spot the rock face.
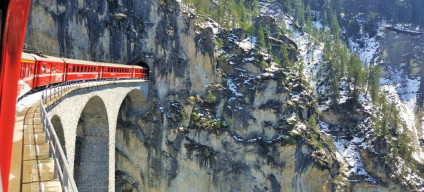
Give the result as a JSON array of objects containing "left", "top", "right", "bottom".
[{"left": 25, "top": 0, "right": 340, "bottom": 191}]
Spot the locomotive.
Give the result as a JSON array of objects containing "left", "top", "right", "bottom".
[{"left": 18, "top": 52, "right": 149, "bottom": 98}]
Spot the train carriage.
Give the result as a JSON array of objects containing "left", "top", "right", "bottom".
[
  {"left": 133, "top": 68, "right": 148, "bottom": 79},
  {"left": 33, "top": 54, "right": 66, "bottom": 87},
  {"left": 100, "top": 63, "right": 134, "bottom": 79},
  {"left": 18, "top": 53, "right": 36, "bottom": 97},
  {"left": 63, "top": 58, "right": 101, "bottom": 81},
  {"left": 17, "top": 52, "right": 149, "bottom": 99}
]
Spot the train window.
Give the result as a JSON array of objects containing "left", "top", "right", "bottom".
[
  {"left": 42, "top": 63, "right": 46, "bottom": 73},
  {"left": 26, "top": 64, "right": 29, "bottom": 77}
]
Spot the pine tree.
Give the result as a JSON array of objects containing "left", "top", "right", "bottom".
[
  {"left": 286, "top": 0, "right": 293, "bottom": 15},
  {"left": 295, "top": 0, "right": 305, "bottom": 26},
  {"left": 252, "top": 0, "right": 259, "bottom": 18},
  {"left": 348, "top": 53, "right": 364, "bottom": 101},
  {"left": 280, "top": 44, "right": 289, "bottom": 67},
  {"left": 305, "top": 5, "right": 313, "bottom": 33},
  {"left": 368, "top": 65, "right": 380, "bottom": 102},
  {"left": 330, "top": 12, "right": 342, "bottom": 39},
  {"left": 257, "top": 25, "right": 266, "bottom": 48}
]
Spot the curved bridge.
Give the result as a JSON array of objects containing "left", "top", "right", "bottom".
[
  {"left": 11, "top": 80, "right": 149, "bottom": 192},
  {"left": 45, "top": 81, "right": 149, "bottom": 191},
  {"left": 46, "top": 81, "right": 149, "bottom": 191}
]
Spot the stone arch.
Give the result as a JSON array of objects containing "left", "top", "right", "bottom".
[
  {"left": 115, "top": 89, "right": 149, "bottom": 191},
  {"left": 51, "top": 115, "right": 66, "bottom": 156},
  {"left": 74, "top": 96, "right": 109, "bottom": 191},
  {"left": 118, "top": 89, "right": 149, "bottom": 120}
]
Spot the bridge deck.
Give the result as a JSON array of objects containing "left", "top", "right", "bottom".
[{"left": 10, "top": 102, "right": 61, "bottom": 192}]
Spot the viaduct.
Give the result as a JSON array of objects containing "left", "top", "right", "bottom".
[{"left": 44, "top": 81, "right": 149, "bottom": 191}]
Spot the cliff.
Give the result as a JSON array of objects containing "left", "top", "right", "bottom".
[{"left": 24, "top": 0, "right": 424, "bottom": 191}]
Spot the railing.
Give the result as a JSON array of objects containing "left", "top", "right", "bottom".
[
  {"left": 40, "top": 99, "right": 78, "bottom": 192},
  {"left": 41, "top": 76, "right": 149, "bottom": 105},
  {"left": 42, "top": 80, "right": 106, "bottom": 105}
]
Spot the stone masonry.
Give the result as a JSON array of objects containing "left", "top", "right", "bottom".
[{"left": 46, "top": 81, "right": 149, "bottom": 191}]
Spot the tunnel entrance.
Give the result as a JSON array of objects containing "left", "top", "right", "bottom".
[
  {"left": 115, "top": 89, "right": 148, "bottom": 191},
  {"left": 74, "top": 96, "right": 109, "bottom": 191},
  {"left": 138, "top": 61, "right": 149, "bottom": 80},
  {"left": 133, "top": 60, "right": 150, "bottom": 80},
  {"left": 51, "top": 115, "right": 66, "bottom": 156}
]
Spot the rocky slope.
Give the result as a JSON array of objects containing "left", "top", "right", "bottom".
[{"left": 24, "top": 0, "right": 424, "bottom": 191}]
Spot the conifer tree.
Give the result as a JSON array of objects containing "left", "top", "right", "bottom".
[
  {"left": 257, "top": 25, "right": 266, "bottom": 48},
  {"left": 295, "top": 0, "right": 305, "bottom": 26},
  {"left": 348, "top": 53, "right": 364, "bottom": 101},
  {"left": 280, "top": 44, "right": 289, "bottom": 67},
  {"left": 368, "top": 65, "right": 380, "bottom": 102},
  {"left": 330, "top": 12, "right": 342, "bottom": 39}
]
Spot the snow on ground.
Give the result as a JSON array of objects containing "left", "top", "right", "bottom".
[
  {"left": 226, "top": 79, "right": 243, "bottom": 97},
  {"left": 235, "top": 36, "right": 256, "bottom": 52},
  {"left": 379, "top": 66, "right": 420, "bottom": 130},
  {"left": 319, "top": 120, "right": 378, "bottom": 183},
  {"left": 199, "top": 18, "right": 220, "bottom": 34},
  {"left": 18, "top": 81, "right": 32, "bottom": 98},
  {"left": 349, "top": 36, "right": 380, "bottom": 64},
  {"left": 394, "top": 157, "right": 424, "bottom": 190},
  {"left": 16, "top": 91, "right": 43, "bottom": 113},
  {"left": 380, "top": 68, "right": 423, "bottom": 162},
  {"left": 258, "top": 1, "right": 284, "bottom": 17}
]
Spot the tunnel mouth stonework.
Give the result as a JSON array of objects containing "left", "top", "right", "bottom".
[{"left": 74, "top": 96, "right": 109, "bottom": 191}]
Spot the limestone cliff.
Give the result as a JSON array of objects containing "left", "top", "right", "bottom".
[{"left": 24, "top": 0, "right": 421, "bottom": 191}]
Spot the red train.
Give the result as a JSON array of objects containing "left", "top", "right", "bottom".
[{"left": 18, "top": 52, "right": 148, "bottom": 97}]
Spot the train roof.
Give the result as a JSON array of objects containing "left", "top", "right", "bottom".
[
  {"left": 99, "top": 62, "right": 143, "bottom": 68},
  {"left": 22, "top": 52, "right": 145, "bottom": 69},
  {"left": 21, "top": 52, "right": 36, "bottom": 61},
  {"left": 24, "top": 52, "right": 65, "bottom": 63},
  {"left": 62, "top": 58, "right": 101, "bottom": 66}
]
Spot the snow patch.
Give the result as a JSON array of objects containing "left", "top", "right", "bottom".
[{"left": 227, "top": 79, "right": 243, "bottom": 97}]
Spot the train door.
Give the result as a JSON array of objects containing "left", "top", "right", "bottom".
[
  {"left": 50, "top": 62, "right": 55, "bottom": 83},
  {"left": 37, "top": 61, "right": 51, "bottom": 86}
]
